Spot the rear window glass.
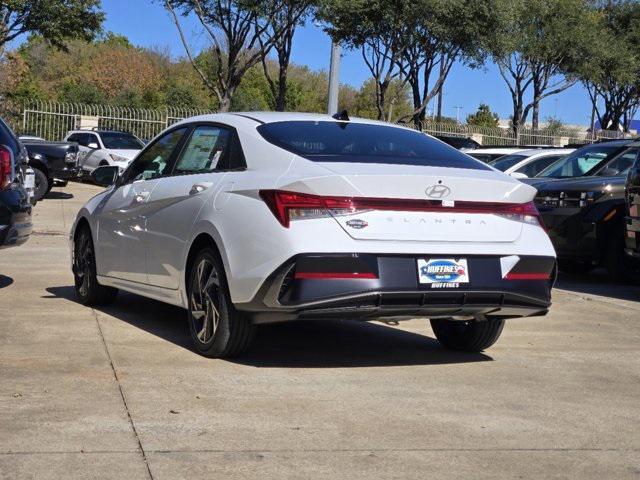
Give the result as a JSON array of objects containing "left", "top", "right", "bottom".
[{"left": 257, "top": 121, "right": 490, "bottom": 170}]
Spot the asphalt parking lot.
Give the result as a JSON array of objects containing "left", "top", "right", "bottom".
[{"left": 1, "top": 182, "right": 640, "bottom": 479}]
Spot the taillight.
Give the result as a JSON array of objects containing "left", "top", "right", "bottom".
[
  {"left": 259, "top": 190, "right": 545, "bottom": 229},
  {"left": 0, "top": 145, "right": 12, "bottom": 189}
]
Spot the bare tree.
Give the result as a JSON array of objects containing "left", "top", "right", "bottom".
[
  {"left": 165, "top": 0, "right": 297, "bottom": 111},
  {"left": 494, "top": 0, "right": 599, "bottom": 138}
]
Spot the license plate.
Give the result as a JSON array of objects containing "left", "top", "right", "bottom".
[
  {"left": 24, "top": 171, "right": 35, "bottom": 189},
  {"left": 418, "top": 258, "right": 469, "bottom": 288}
]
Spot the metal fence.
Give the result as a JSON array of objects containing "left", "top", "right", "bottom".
[
  {"left": 17, "top": 101, "right": 214, "bottom": 141},
  {"left": 415, "top": 119, "right": 630, "bottom": 146},
  {"left": 1, "top": 100, "right": 633, "bottom": 146}
]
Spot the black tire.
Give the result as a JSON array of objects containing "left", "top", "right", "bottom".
[
  {"left": 430, "top": 317, "right": 505, "bottom": 352},
  {"left": 73, "top": 227, "right": 118, "bottom": 306},
  {"left": 32, "top": 167, "right": 50, "bottom": 201},
  {"left": 602, "top": 228, "right": 629, "bottom": 282},
  {"left": 186, "top": 247, "right": 254, "bottom": 358},
  {"left": 557, "top": 259, "right": 593, "bottom": 275}
]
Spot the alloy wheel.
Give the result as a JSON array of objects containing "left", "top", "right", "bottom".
[
  {"left": 189, "top": 258, "right": 222, "bottom": 345},
  {"left": 74, "top": 232, "right": 93, "bottom": 297}
]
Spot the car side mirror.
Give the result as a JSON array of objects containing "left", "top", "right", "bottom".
[
  {"left": 87, "top": 142, "right": 99, "bottom": 150},
  {"left": 91, "top": 165, "right": 119, "bottom": 187},
  {"left": 510, "top": 172, "right": 528, "bottom": 179}
]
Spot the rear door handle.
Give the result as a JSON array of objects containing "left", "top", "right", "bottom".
[{"left": 189, "top": 182, "right": 213, "bottom": 195}]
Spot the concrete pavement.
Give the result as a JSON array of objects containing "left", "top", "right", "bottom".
[{"left": 1, "top": 182, "right": 639, "bottom": 479}]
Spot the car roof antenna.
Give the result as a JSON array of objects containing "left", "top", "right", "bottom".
[{"left": 332, "top": 110, "right": 350, "bottom": 121}]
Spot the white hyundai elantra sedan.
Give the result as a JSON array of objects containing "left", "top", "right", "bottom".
[{"left": 70, "top": 112, "right": 556, "bottom": 358}]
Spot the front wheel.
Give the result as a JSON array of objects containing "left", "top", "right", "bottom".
[
  {"left": 73, "top": 227, "right": 118, "bottom": 305},
  {"left": 32, "top": 167, "right": 50, "bottom": 201},
  {"left": 430, "top": 317, "right": 505, "bottom": 352},
  {"left": 187, "top": 247, "right": 254, "bottom": 358}
]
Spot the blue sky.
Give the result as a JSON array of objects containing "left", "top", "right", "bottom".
[{"left": 101, "top": 0, "right": 593, "bottom": 125}]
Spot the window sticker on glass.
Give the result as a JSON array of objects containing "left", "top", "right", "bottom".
[{"left": 177, "top": 127, "right": 229, "bottom": 173}]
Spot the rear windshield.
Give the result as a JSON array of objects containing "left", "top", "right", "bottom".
[
  {"left": 257, "top": 121, "right": 490, "bottom": 170},
  {"left": 489, "top": 154, "right": 528, "bottom": 172},
  {"left": 100, "top": 132, "right": 144, "bottom": 150}
]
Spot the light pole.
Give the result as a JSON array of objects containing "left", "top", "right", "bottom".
[
  {"left": 327, "top": 41, "right": 341, "bottom": 115},
  {"left": 454, "top": 106, "right": 463, "bottom": 124}
]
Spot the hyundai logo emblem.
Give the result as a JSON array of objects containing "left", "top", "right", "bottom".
[{"left": 425, "top": 184, "right": 451, "bottom": 199}]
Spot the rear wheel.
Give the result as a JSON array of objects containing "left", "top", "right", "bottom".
[
  {"left": 430, "top": 317, "right": 505, "bottom": 352},
  {"left": 73, "top": 227, "right": 118, "bottom": 305},
  {"left": 187, "top": 247, "right": 254, "bottom": 358},
  {"left": 32, "top": 167, "right": 49, "bottom": 201}
]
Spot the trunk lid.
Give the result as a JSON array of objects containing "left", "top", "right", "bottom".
[{"left": 278, "top": 162, "right": 537, "bottom": 243}]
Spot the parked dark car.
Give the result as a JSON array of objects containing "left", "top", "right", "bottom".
[
  {"left": 625, "top": 152, "right": 640, "bottom": 266},
  {"left": 19, "top": 137, "right": 80, "bottom": 201},
  {"left": 0, "top": 120, "right": 32, "bottom": 249},
  {"left": 525, "top": 139, "right": 637, "bottom": 279}
]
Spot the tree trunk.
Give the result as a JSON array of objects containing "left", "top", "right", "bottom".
[
  {"left": 513, "top": 99, "right": 524, "bottom": 144},
  {"left": 218, "top": 89, "right": 233, "bottom": 112},
  {"left": 436, "top": 86, "right": 443, "bottom": 122},
  {"left": 532, "top": 100, "right": 540, "bottom": 132},
  {"left": 275, "top": 65, "right": 288, "bottom": 111},
  {"left": 410, "top": 76, "right": 422, "bottom": 130},
  {"left": 376, "top": 81, "right": 389, "bottom": 121},
  {"left": 436, "top": 54, "right": 445, "bottom": 121}
]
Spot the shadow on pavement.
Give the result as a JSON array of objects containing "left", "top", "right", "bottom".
[
  {"left": 555, "top": 270, "right": 640, "bottom": 303},
  {"left": 44, "top": 285, "right": 492, "bottom": 368},
  {"left": 0, "top": 274, "right": 14, "bottom": 289},
  {"left": 44, "top": 191, "right": 74, "bottom": 200}
]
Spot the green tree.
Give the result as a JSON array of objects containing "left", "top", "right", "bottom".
[
  {"left": 541, "top": 116, "right": 564, "bottom": 134},
  {"left": 0, "top": 0, "right": 103, "bottom": 51},
  {"left": 581, "top": 1, "right": 640, "bottom": 132},
  {"left": 466, "top": 103, "right": 499, "bottom": 127},
  {"left": 353, "top": 77, "right": 412, "bottom": 121},
  {"left": 322, "top": 0, "right": 505, "bottom": 129},
  {"left": 492, "top": 0, "right": 600, "bottom": 136}
]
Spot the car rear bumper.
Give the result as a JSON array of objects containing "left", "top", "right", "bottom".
[{"left": 236, "top": 254, "right": 556, "bottom": 323}]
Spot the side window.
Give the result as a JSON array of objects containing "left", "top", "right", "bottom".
[
  {"left": 75, "top": 134, "right": 90, "bottom": 147},
  {"left": 123, "top": 128, "right": 187, "bottom": 183},
  {"left": 173, "top": 126, "right": 231, "bottom": 174},
  {"left": 597, "top": 148, "right": 638, "bottom": 176},
  {"left": 86, "top": 134, "right": 100, "bottom": 148},
  {"left": 517, "top": 155, "right": 562, "bottom": 178}
]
